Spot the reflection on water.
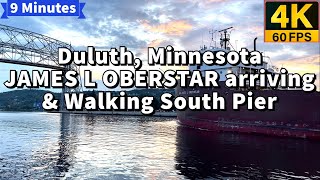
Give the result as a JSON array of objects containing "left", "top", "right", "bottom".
[
  {"left": 175, "top": 127, "right": 320, "bottom": 179},
  {"left": 0, "top": 112, "right": 319, "bottom": 179}
]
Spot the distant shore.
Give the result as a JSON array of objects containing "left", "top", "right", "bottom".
[{"left": 0, "top": 111, "right": 177, "bottom": 117}]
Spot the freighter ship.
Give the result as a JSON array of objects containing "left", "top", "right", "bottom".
[{"left": 176, "top": 27, "right": 320, "bottom": 139}]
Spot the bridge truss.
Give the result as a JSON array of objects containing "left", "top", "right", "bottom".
[{"left": 0, "top": 24, "right": 82, "bottom": 110}]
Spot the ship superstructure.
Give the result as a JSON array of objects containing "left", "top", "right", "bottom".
[{"left": 176, "top": 27, "right": 320, "bottom": 139}]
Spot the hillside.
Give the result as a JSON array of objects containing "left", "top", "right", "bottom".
[
  {"left": 0, "top": 90, "right": 56, "bottom": 111},
  {"left": 0, "top": 88, "right": 174, "bottom": 111}
]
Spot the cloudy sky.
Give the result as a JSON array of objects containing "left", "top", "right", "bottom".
[{"left": 0, "top": 0, "right": 319, "bottom": 92}]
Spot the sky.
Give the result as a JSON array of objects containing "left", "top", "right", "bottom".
[{"left": 0, "top": 0, "right": 319, "bottom": 92}]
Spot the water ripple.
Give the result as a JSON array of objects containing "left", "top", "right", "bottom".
[{"left": 0, "top": 112, "right": 319, "bottom": 179}]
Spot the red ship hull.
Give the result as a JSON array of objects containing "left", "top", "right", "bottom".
[{"left": 176, "top": 86, "right": 320, "bottom": 139}]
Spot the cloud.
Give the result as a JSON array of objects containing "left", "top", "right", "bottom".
[
  {"left": 275, "top": 55, "right": 320, "bottom": 74},
  {"left": 141, "top": 20, "right": 193, "bottom": 36},
  {"left": 275, "top": 55, "right": 320, "bottom": 90}
]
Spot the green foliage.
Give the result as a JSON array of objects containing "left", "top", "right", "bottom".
[
  {"left": 0, "top": 89, "right": 59, "bottom": 111},
  {"left": 0, "top": 88, "right": 175, "bottom": 111}
]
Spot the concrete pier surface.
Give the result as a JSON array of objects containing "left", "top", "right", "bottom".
[{"left": 59, "top": 111, "right": 177, "bottom": 117}]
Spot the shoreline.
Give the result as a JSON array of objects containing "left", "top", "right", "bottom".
[
  {"left": 59, "top": 111, "right": 177, "bottom": 117},
  {"left": 0, "top": 111, "right": 177, "bottom": 117}
]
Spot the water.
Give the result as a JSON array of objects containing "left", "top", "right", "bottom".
[{"left": 0, "top": 112, "right": 319, "bottom": 179}]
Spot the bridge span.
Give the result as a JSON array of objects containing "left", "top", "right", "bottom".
[{"left": 0, "top": 24, "right": 82, "bottom": 110}]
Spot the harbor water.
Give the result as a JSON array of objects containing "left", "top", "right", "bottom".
[{"left": 0, "top": 112, "right": 319, "bottom": 179}]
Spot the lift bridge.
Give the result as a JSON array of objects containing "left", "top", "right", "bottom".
[{"left": 0, "top": 24, "right": 82, "bottom": 110}]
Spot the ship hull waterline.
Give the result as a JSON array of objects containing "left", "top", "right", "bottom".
[{"left": 176, "top": 86, "right": 320, "bottom": 140}]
